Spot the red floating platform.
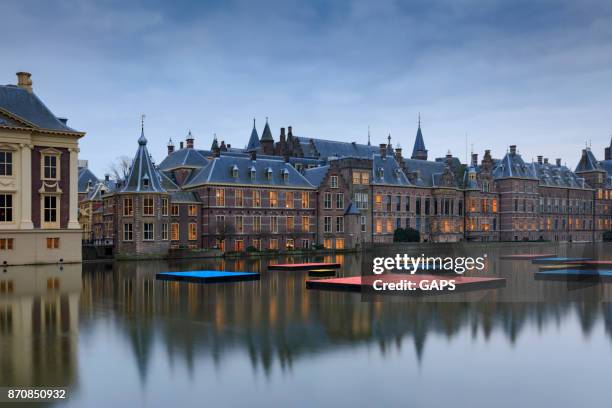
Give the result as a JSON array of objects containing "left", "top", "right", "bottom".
[
  {"left": 306, "top": 274, "right": 505, "bottom": 293},
  {"left": 268, "top": 262, "right": 341, "bottom": 270},
  {"left": 500, "top": 253, "right": 556, "bottom": 260}
]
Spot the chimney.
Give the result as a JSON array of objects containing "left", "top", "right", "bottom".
[
  {"left": 167, "top": 139, "right": 175, "bottom": 155},
  {"left": 288, "top": 126, "right": 293, "bottom": 139},
  {"left": 537, "top": 155, "right": 543, "bottom": 164},
  {"left": 105, "top": 174, "right": 110, "bottom": 181},
  {"left": 186, "top": 131, "right": 194, "bottom": 149},
  {"left": 220, "top": 140, "right": 227, "bottom": 152},
  {"left": 250, "top": 150, "right": 257, "bottom": 161},
  {"left": 556, "top": 158, "right": 561, "bottom": 167},
  {"left": 395, "top": 147, "right": 402, "bottom": 160},
  {"left": 227, "top": 144, "right": 231, "bottom": 149},
  {"left": 16, "top": 72, "right": 32, "bottom": 93},
  {"left": 509, "top": 145, "right": 517, "bottom": 155},
  {"left": 471, "top": 153, "right": 478, "bottom": 167},
  {"left": 280, "top": 127, "right": 286, "bottom": 143},
  {"left": 544, "top": 158, "right": 549, "bottom": 164},
  {"left": 379, "top": 143, "right": 387, "bottom": 159},
  {"left": 605, "top": 147, "right": 611, "bottom": 161},
  {"left": 180, "top": 141, "right": 184, "bottom": 149}
]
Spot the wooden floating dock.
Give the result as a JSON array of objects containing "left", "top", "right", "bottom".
[
  {"left": 531, "top": 257, "right": 592, "bottom": 264},
  {"left": 268, "top": 262, "right": 341, "bottom": 270},
  {"left": 156, "top": 270, "right": 260, "bottom": 283},
  {"left": 535, "top": 269, "right": 612, "bottom": 281},
  {"left": 306, "top": 274, "right": 506, "bottom": 293},
  {"left": 500, "top": 253, "right": 556, "bottom": 260},
  {"left": 308, "top": 269, "right": 337, "bottom": 277}
]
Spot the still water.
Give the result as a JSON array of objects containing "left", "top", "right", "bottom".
[{"left": 2, "top": 242, "right": 612, "bottom": 407}]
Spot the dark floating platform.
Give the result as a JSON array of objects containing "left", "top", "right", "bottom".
[
  {"left": 308, "top": 269, "right": 337, "bottom": 277},
  {"left": 531, "top": 257, "right": 592, "bottom": 264},
  {"left": 306, "top": 274, "right": 506, "bottom": 293},
  {"left": 501, "top": 253, "right": 556, "bottom": 260},
  {"left": 268, "top": 262, "right": 341, "bottom": 270},
  {"left": 156, "top": 270, "right": 260, "bottom": 283},
  {"left": 535, "top": 269, "right": 612, "bottom": 281},
  {"left": 564, "top": 260, "right": 612, "bottom": 268}
]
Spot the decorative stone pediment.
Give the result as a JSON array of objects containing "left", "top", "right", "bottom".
[{"left": 38, "top": 180, "right": 63, "bottom": 194}]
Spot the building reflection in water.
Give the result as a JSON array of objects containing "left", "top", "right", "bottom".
[{"left": 0, "top": 263, "right": 81, "bottom": 387}]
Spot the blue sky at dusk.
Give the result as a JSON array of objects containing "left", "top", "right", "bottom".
[{"left": 2, "top": 0, "right": 612, "bottom": 175}]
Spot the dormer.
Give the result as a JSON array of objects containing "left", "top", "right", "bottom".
[
  {"left": 231, "top": 164, "right": 239, "bottom": 178},
  {"left": 250, "top": 166, "right": 256, "bottom": 180},
  {"left": 266, "top": 167, "right": 273, "bottom": 180}
]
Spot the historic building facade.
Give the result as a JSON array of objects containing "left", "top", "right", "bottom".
[{"left": 0, "top": 72, "right": 85, "bottom": 265}]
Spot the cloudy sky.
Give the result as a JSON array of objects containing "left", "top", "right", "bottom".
[{"left": 2, "top": 0, "right": 612, "bottom": 175}]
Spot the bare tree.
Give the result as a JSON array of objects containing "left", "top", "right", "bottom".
[{"left": 107, "top": 155, "right": 131, "bottom": 181}]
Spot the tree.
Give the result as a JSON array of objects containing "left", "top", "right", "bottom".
[
  {"left": 393, "top": 227, "right": 420, "bottom": 242},
  {"left": 108, "top": 155, "right": 131, "bottom": 181}
]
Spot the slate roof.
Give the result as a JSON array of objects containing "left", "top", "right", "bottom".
[
  {"left": 170, "top": 191, "right": 200, "bottom": 203},
  {"left": 0, "top": 84, "right": 79, "bottom": 133},
  {"left": 78, "top": 167, "right": 99, "bottom": 193},
  {"left": 121, "top": 130, "right": 166, "bottom": 193},
  {"left": 402, "top": 158, "right": 447, "bottom": 187},
  {"left": 247, "top": 120, "right": 260, "bottom": 151},
  {"left": 86, "top": 181, "right": 110, "bottom": 201},
  {"left": 599, "top": 160, "right": 612, "bottom": 188},
  {"left": 464, "top": 166, "right": 479, "bottom": 190},
  {"left": 372, "top": 155, "right": 411, "bottom": 186},
  {"left": 288, "top": 157, "right": 326, "bottom": 168},
  {"left": 575, "top": 148, "right": 603, "bottom": 173},
  {"left": 411, "top": 125, "right": 427, "bottom": 159},
  {"left": 260, "top": 120, "right": 274, "bottom": 142},
  {"left": 303, "top": 165, "right": 329, "bottom": 187},
  {"left": 492, "top": 151, "right": 537, "bottom": 179},
  {"left": 534, "top": 162, "right": 589, "bottom": 189},
  {"left": 295, "top": 136, "right": 378, "bottom": 160},
  {"left": 160, "top": 171, "right": 180, "bottom": 191},
  {"left": 345, "top": 201, "right": 360, "bottom": 215},
  {"left": 158, "top": 148, "right": 210, "bottom": 170},
  {"left": 183, "top": 156, "right": 314, "bottom": 189}
]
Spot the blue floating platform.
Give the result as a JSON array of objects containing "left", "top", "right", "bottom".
[
  {"left": 532, "top": 257, "right": 591, "bottom": 264},
  {"left": 535, "top": 269, "right": 612, "bottom": 281},
  {"left": 156, "top": 270, "right": 259, "bottom": 283}
]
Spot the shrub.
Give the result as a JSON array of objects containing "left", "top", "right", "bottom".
[
  {"left": 246, "top": 246, "right": 259, "bottom": 252},
  {"left": 603, "top": 231, "right": 612, "bottom": 242},
  {"left": 393, "top": 227, "right": 420, "bottom": 242}
]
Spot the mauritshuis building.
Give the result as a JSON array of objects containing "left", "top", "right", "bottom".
[{"left": 76, "top": 116, "right": 612, "bottom": 257}]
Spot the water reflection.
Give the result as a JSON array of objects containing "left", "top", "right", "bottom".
[{"left": 2, "top": 243, "right": 612, "bottom": 405}]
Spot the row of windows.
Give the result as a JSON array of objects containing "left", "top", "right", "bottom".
[
  {"left": 215, "top": 189, "right": 311, "bottom": 208},
  {"left": 0, "top": 151, "right": 62, "bottom": 180},
  {"left": 216, "top": 215, "right": 311, "bottom": 234},
  {"left": 323, "top": 192, "right": 344, "bottom": 210},
  {"left": 122, "top": 197, "right": 199, "bottom": 217},
  {"left": 0, "top": 237, "right": 60, "bottom": 250},
  {"left": 374, "top": 194, "right": 465, "bottom": 216},
  {"left": 224, "top": 237, "right": 311, "bottom": 252},
  {"left": 122, "top": 223, "right": 198, "bottom": 241},
  {"left": 0, "top": 194, "right": 58, "bottom": 225}
]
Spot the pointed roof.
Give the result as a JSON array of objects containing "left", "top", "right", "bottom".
[
  {"left": 260, "top": 118, "right": 274, "bottom": 142},
  {"left": 121, "top": 128, "right": 165, "bottom": 193},
  {"left": 247, "top": 119, "right": 260, "bottom": 151},
  {"left": 211, "top": 136, "right": 219, "bottom": 150},
  {"left": 411, "top": 124, "right": 427, "bottom": 159},
  {"left": 575, "top": 148, "right": 603, "bottom": 173}
]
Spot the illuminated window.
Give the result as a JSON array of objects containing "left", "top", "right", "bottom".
[
  {"left": 301, "top": 192, "right": 309, "bottom": 208},
  {"left": 324, "top": 238, "right": 332, "bottom": 249},
  {"left": 285, "top": 191, "right": 294, "bottom": 208},
  {"left": 375, "top": 194, "right": 382, "bottom": 210},
  {"left": 171, "top": 223, "right": 179, "bottom": 241},
  {"left": 386, "top": 218, "right": 393, "bottom": 233},
  {"left": 302, "top": 216, "right": 309, "bottom": 232},
  {"left": 375, "top": 218, "right": 382, "bottom": 234},
  {"left": 253, "top": 190, "right": 261, "bottom": 207},
  {"left": 235, "top": 239, "right": 244, "bottom": 251},
  {"left": 143, "top": 223, "right": 154, "bottom": 240},
  {"left": 235, "top": 190, "right": 244, "bottom": 207},
  {"left": 143, "top": 196, "right": 154, "bottom": 216},
  {"left": 188, "top": 223, "right": 197, "bottom": 241},
  {"left": 269, "top": 191, "right": 278, "bottom": 207},
  {"left": 161, "top": 197, "right": 168, "bottom": 216},
  {"left": 269, "top": 239, "right": 278, "bottom": 250},
  {"left": 335, "top": 238, "right": 344, "bottom": 249},
  {"left": 361, "top": 172, "right": 369, "bottom": 184},
  {"left": 188, "top": 205, "right": 197, "bottom": 216},
  {"left": 352, "top": 172, "right": 360, "bottom": 184},
  {"left": 123, "top": 223, "right": 133, "bottom": 241},
  {"left": 287, "top": 216, "right": 294, "bottom": 232},
  {"left": 253, "top": 216, "right": 261, "bottom": 233},
  {"left": 0, "top": 194, "right": 13, "bottom": 222},
  {"left": 122, "top": 197, "right": 133, "bottom": 216},
  {"left": 46, "top": 237, "right": 60, "bottom": 249},
  {"left": 492, "top": 199, "right": 498, "bottom": 213},
  {"left": 216, "top": 189, "right": 225, "bottom": 206},
  {"left": 286, "top": 239, "right": 294, "bottom": 250},
  {"left": 0, "top": 151, "right": 13, "bottom": 176},
  {"left": 0, "top": 238, "right": 14, "bottom": 250}
]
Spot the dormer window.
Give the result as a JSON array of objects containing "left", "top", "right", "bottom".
[
  {"left": 482, "top": 180, "right": 489, "bottom": 192},
  {"left": 143, "top": 175, "right": 150, "bottom": 188},
  {"left": 266, "top": 167, "right": 273, "bottom": 180},
  {"left": 283, "top": 169, "right": 289, "bottom": 182},
  {"left": 250, "top": 166, "right": 256, "bottom": 180},
  {"left": 378, "top": 167, "right": 384, "bottom": 179},
  {"left": 231, "top": 165, "right": 239, "bottom": 178}
]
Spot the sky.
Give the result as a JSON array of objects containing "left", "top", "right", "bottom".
[{"left": 1, "top": 0, "right": 612, "bottom": 176}]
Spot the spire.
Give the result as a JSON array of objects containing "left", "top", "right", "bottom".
[
  {"left": 211, "top": 134, "right": 219, "bottom": 150},
  {"left": 167, "top": 137, "right": 174, "bottom": 147},
  {"left": 138, "top": 114, "right": 147, "bottom": 145},
  {"left": 247, "top": 118, "right": 261, "bottom": 151},
  {"left": 411, "top": 114, "right": 427, "bottom": 160},
  {"left": 122, "top": 120, "right": 165, "bottom": 193},
  {"left": 260, "top": 117, "right": 273, "bottom": 142},
  {"left": 367, "top": 126, "right": 371, "bottom": 146}
]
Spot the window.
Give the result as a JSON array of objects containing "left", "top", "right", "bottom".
[
  {"left": 285, "top": 191, "right": 294, "bottom": 208},
  {"left": 143, "top": 196, "right": 154, "bottom": 216},
  {"left": 301, "top": 192, "right": 309, "bottom": 208},
  {"left": 269, "top": 239, "right": 278, "bottom": 250},
  {"left": 161, "top": 198, "right": 168, "bottom": 216},
  {"left": 355, "top": 192, "right": 368, "bottom": 209},
  {"left": 43, "top": 154, "right": 59, "bottom": 180},
  {"left": 360, "top": 216, "right": 366, "bottom": 232},
  {"left": 143, "top": 223, "right": 154, "bottom": 240},
  {"left": 336, "top": 216, "right": 344, "bottom": 233},
  {"left": 492, "top": 199, "right": 498, "bottom": 213},
  {"left": 286, "top": 239, "right": 294, "bottom": 250},
  {"left": 0, "top": 194, "right": 13, "bottom": 222},
  {"left": 171, "top": 204, "right": 179, "bottom": 216},
  {"left": 376, "top": 218, "right": 382, "bottom": 233},
  {"left": 386, "top": 218, "right": 393, "bottom": 233},
  {"left": 161, "top": 223, "right": 168, "bottom": 240},
  {"left": 188, "top": 223, "right": 197, "bottom": 241},
  {"left": 43, "top": 196, "right": 57, "bottom": 224},
  {"left": 361, "top": 172, "right": 369, "bottom": 184},
  {"left": 396, "top": 195, "right": 401, "bottom": 211},
  {"left": 216, "top": 215, "right": 225, "bottom": 233},
  {"left": 336, "top": 193, "right": 344, "bottom": 209},
  {"left": 171, "top": 223, "right": 179, "bottom": 240},
  {"left": 236, "top": 215, "right": 244, "bottom": 233},
  {"left": 324, "top": 238, "right": 332, "bottom": 249},
  {"left": 330, "top": 176, "right": 338, "bottom": 188},
  {"left": 302, "top": 239, "right": 310, "bottom": 249},
  {"left": 324, "top": 216, "right": 332, "bottom": 233},
  {"left": 188, "top": 205, "right": 197, "bottom": 216},
  {"left": 235, "top": 240, "right": 245, "bottom": 251},
  {"left": 253, "top": 239, "right": 260, "bottom": 250},
  {"left": 287, "top": 216, "right": 294, "bottom": 232},
  {"left": 123, "top": 223, "right": 133, "bottom": 241},
  {"left": 216, "top": 189, "right": 225, "bottom": 206},
  {"left": 0, "top": 238, "right": 14, "bottom": 250},
  {"left": 235, "top": 190, "right": 244, "bottom": 207},
  {"left": 253, "top": 190, "right": 261, "bottom": 207},
  {"left": 123, "top": 197, "right": 134, "bottom": 216},
  {"left": 269, "top": 191, "right": 278, "bottom": 207},
  {"left": 253, "top": 216, "right": 261, "bottom": 233},
  {"left": 46, "top": 237, "right": 60, "bottom": 249},
  {"left": 324, "top": 192, "right": 332, "bottom": 209},
  {"left": 375, "top": 194, "right": 382, "bottom": 210},
  {"left": 271, "top": 216, "right": 278, "bottom": 233},
  {"left": 352, "top": 172, "right": 360, "bottom": 184},
  {"left": 302, "top": 216, "right": 309, "bottom": 232},
  {"left": 0, "top": 151, "right": 12, "bottom": 176},
  {"left": 335, "top": 238, "right": 344, "bottom": 249}
]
